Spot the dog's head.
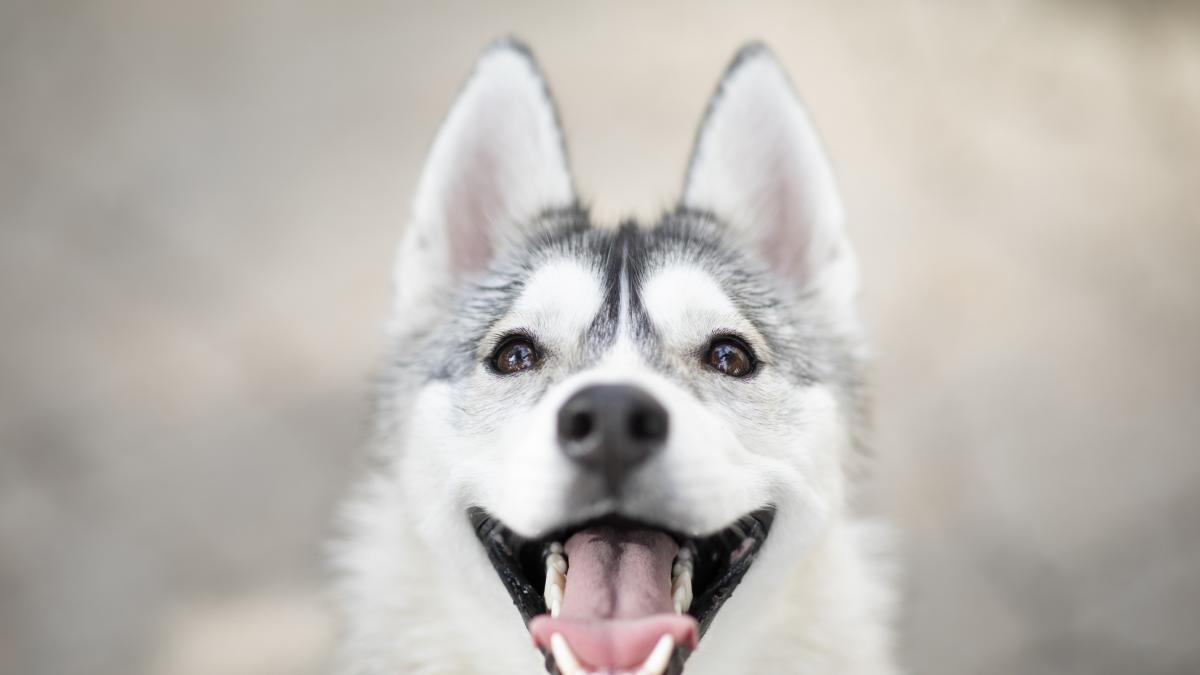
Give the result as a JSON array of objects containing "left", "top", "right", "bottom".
[{"left": 373, "top": 40, "right": 864, "bottom": 675}]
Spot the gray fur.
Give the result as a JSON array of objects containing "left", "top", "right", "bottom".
[{"left": 375, "top": 204, "right": 868, "bottom": 466}]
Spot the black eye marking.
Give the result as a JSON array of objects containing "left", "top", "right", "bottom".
[
  {"left": 490, "top": 334, "right": 541, "bottom": 375},
  {"left": 705, "top": 335, "right": 757, "bottom": 378}
]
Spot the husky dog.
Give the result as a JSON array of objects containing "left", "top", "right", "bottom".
[{"left": 334, "top": 39, "right": 898, "bottom": 675}]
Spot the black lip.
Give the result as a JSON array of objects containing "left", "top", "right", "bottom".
[{"left": 468, "top": 506, "right": 776, "bottom": 675}]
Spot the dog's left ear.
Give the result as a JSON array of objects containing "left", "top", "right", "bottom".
[
  {"left": 392, "top": 39, "right": 575, "bottom": 326},
  {"left": 683, "top": 44, "right": 856, "bottom": 303}
]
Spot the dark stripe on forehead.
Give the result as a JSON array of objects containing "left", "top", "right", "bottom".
[
  {"left": 622, "top": 224, "right": 657, "bottom": 347},
  {"left": 598, "top": 223, "right": 633, "bottom": 336},
  {"left": 582, "top": 221, "right": 659, "bottom": 358},
  {"left": 577, "top": 222, "right": 624, "bottom": 359}
]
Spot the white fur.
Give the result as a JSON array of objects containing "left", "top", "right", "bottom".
[
  {"left": 640, "top": 264, "right": 768, "bottom": 357},
  {"left": 335, "top": 43, "right": 898, "bottom": 675},
  {"left": 483, "top": 259, "right": 605, "bottom": 363},
  {"left": 337, "top": 267, "right": 897, "bottom": 673}
]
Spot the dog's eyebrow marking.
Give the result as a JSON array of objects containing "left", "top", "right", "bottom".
[
  {"left": 483, "top": 257, "right": 604, "bottom": 356},
  {"left": 640, "top": 263, "right": 767, "bottom": 355}
]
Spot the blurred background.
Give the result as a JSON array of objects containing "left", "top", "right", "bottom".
[{"left": 2, "top": 2, "right": 1198, "bottom": 674}]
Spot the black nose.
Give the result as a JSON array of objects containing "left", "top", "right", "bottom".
[{"left": 557, "top": 384, "right": 669, "bottom": 490}]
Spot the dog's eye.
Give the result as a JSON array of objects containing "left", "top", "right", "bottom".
[
  {"left": 706, "top": 336, "right": 756, "bottom": 377},
  {"left": 491, "top": 336, "right": 540, "bottom": 375}
]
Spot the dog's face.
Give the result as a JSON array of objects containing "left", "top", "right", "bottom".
[{"left": 363, "top": 41, "right": 864, "bottom": 675}]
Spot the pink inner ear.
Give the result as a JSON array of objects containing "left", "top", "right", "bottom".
[
  {"left": 758, "top": 190, "right": 806, "bottom": 279},
  {"left": 763, "top": 226, "right": 809, "bottom": 283},
  {"left": 448, "top": 150, "right": 501, "bottom": 275},
  {"left": 758, "top": 168, "right": 818, "bottom": 283}
]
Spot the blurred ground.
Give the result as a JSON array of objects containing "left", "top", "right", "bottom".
[{"left": 2, "top": 2, "right": 1198, "bottom": 674}]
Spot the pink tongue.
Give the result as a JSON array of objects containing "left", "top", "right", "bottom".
[{"left": 529, "top": 526, "right": 699, "bottom": 671}]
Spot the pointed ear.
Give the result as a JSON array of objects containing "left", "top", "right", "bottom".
[
  {"left": 392, "top": 40, "right": 575, "bottom": 321},
  {"left": 683, "top": 44, "right": 855, "bottom": 302}
]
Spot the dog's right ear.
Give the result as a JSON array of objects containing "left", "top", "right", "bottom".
[
  {"left": 392, "top": 40, "right": 574, "bottom": 325},
  {"left": 682, "top": 44, "right": 856, "bottom": 307}
]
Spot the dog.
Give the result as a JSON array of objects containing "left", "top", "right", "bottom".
[{"left": 333, "top": 39, "right": 898, "bottom": 675}]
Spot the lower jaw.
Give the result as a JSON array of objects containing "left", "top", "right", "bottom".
[{"left": 469, "top": 507, "right": 775, "bottom": 675}]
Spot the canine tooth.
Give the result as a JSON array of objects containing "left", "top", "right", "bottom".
[
  {"left": 543, "top": 547, "right": 569, "bottom": 617},
  {"left": 546, "top": 584, "right": 563, "bottom": 617},
  {"left": 676, "top": 547, "right": 693, "bottom": 562},
  {"left": 550, "top": 633, "right": 584, "bottom": 675},
  {"left": 634, "top": 634, "right": 675, "bottom": 675},
  {"left": 544, "top": 566, "right": 565, "bottom": 617},
  {"left": 672, "top": 586, "right": 690, "bottom": 613},
  {"left": 672, "top": 571, "right": 693, "bottom": 614},
  {"left": 545, "top": 563, "right": 566, "bottom": 587}
]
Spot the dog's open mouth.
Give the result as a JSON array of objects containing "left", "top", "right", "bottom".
[{"left": 469, "top": 507, "right": 775, "bottom": 675}]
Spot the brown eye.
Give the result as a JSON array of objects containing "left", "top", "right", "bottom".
[
  {"left": 706, "top": 337, "right": 756, "bottom": 377},
  {"left": 492, "top": 336, "right": 540, "bottom": 375}
]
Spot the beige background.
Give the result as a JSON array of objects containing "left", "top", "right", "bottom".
[{"left": 2, "top": 2, "right": 1198, "bottom": 674}]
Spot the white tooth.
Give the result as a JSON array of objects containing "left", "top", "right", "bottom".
[
  {"left": 672, "top": 588, "right": 690, "bottom": 614},
  {"left": 550, "top": 633, "right": 584, "bottom": 675},
  {"left": 672, "top": 571, "right": 692, "bottom": 614},
  {"left": 634, "top": 634, "right": 676, "bottom": 675},
  {"left": 672, "top": 569, "right": 692, "bottom": 590},
  {"left": 672, "top": 560, "right": 692, "bottom": 579},
  {"left": 676, "top": 547, "right": 692, "bottom": 562},
  {"left": 544, "top": 570, "right": 565, "bottom": 617},
  {"left": 544, "top": 563, "right": 564, "bottom": 589},
  {"left": 544, "top": 546, "right": 569, "bottom": 617},
  {"left": 544, "top": 557, "right": 566, "bottom": 618}
]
